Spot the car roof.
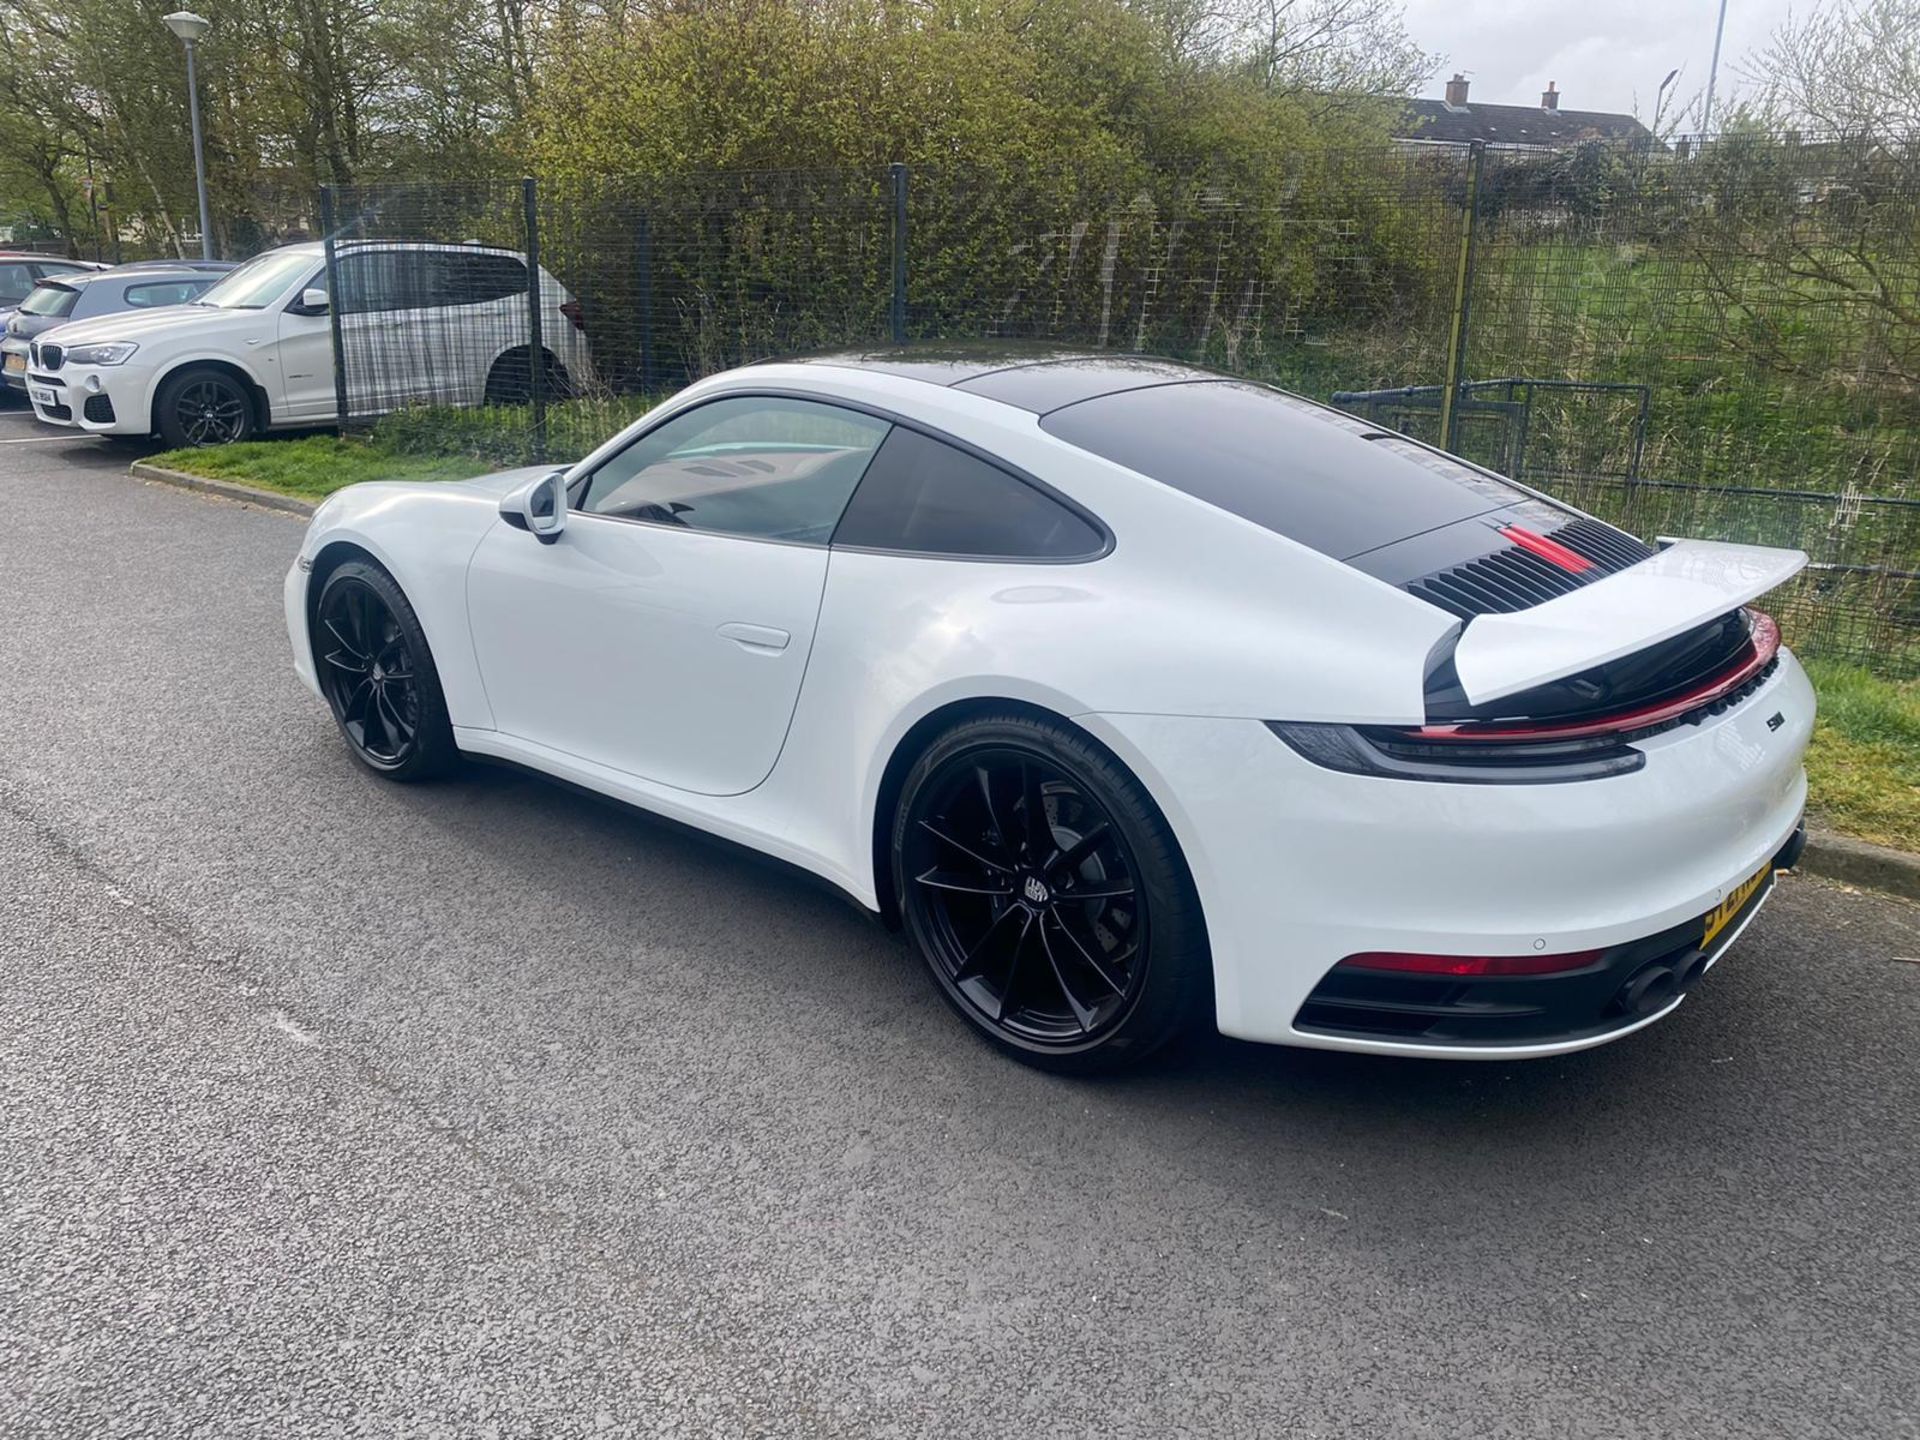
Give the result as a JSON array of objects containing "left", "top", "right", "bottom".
[
  {"left": 59, "top": 264, "right": 226, "bottom": 288},
  {"left": 781, "top": 345, "right": 1234, "bottom": 416}
]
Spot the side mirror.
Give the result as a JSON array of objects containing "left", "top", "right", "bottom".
[
  {"left": 293, "top": 287, "right": 330, "bottom": 316},
  {"left": 500, "top": 469, "right": 568, "bottom": 544}
]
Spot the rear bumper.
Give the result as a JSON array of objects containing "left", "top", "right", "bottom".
[
  {"left": 1293, "top": 821, "right": 1802, "bottom": 1048},
  {"left": 1082, "top": 648, "right": 1816, "bottom": 1057}
]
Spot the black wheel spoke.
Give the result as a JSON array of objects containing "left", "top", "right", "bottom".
[
  {"left": 322, "top": 648, "right": 368, "bottom": 675},
  {"left": 1057, "top": 880, "right": 1135, "bottom": 902},
  {"left": 915, "top": 868, "right": 1014, "bottom": 897},
  {"left": 1047, "top": 823, "right": 1111, "bottom": 877},
  {"left": 994, "top": 910, "right": 1036, "bottom": 1023},
  {"left": 376, "top": 687, "right": 415, "bottom": 741},
  {"left": 974, "top": 765, "right": 1014, "bottom": 861},
  {"left": 917, "top": 820, "right": 1012, "bottom": 875},
  {"left": 953, "top": 903, "right": 1022, "bottom": 983},
  {"left": 1037, "top": 914, "right": 1100, "bottom": 1033},
  {"left": 1047, "top": 905, "right": 1131, "bottom": 997},
  {"left": 1020, "top": 761, "right": 1050, "bottom": 860},
  {"left": 323, "top": 615, "right": 368, "bottom": 661}
]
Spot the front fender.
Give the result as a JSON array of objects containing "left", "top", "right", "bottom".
[{"left": 295, "top": 483, "right": 504, "bottom": 730}]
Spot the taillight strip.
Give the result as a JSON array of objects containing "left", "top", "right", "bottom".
[{"left": 1408, "top": 611, "right": 1782, "bottom": 743}]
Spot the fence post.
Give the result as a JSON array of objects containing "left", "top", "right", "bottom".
[
  {"left": 889, "top": 162, "right": 909, "bottom": 345},
  {"left": 317, "top": 184, "right": 350, "bottom": 437},
  {"left": 636, "top": 210, "right": 657, "bottom": 392},
  {"left": 1438, "top": 139, "right": 1485, "bottom": 455},
  {"left": 522, "top": 175, "right": 547, "bottom": 463}
]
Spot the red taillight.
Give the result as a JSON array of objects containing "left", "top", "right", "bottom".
[
  {"left": 559, "top": 298, "right": 586, "bottom": 333},
  {"left": 1337, "top": 949, "right": 1604, "bottom": 977},
  {"left": 1499, "top": 524, "right": 1594, "bottom": 574}
]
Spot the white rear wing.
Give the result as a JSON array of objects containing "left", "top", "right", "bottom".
[{"left": 1452, "top": 539, "right": 1807, "bottom": 705}]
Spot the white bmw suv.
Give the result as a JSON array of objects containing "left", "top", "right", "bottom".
[{"left": 25, "top": 241, "right": 593, "bottom": 446}]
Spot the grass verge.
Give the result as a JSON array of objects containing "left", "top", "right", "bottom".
[
  {"left": 1801, "top": 659, "right": 1920, "bottom": 855},
  {"left": 149, "top": 395, "right": 665, "bottom": 501},
  {"left": 147, "top": 436, "right": 484, "bottom": 499}
]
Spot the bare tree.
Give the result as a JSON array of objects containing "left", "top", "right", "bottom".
[{"left": 1742, "top": 0, "right": 1920, "bottom": 138}]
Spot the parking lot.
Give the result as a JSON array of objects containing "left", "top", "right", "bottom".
[{"left": 1, "top": 398, "right": 1916, "bottom": 1439}]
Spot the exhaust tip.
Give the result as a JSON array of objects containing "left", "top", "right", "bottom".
[{"left": 1615, "top": 962, "right": 1680, "bottom": 1016}]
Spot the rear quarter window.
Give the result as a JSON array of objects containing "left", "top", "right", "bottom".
[
  {"left": 1038, "top": 380, "right": 1537, "bottom": 560},
  {"left": 831, "top": 427, "right": 1105, "bottom": 560}
]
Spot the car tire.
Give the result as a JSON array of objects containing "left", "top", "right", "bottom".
[
  {"left": 484, "top": 348, "right": 573, "bottom": 405},
  {"left": 312, "top": 560, "right": 459, "bottom": 782},
  {"left": 154, "top": 366, "right": 256, "bottom": 447},
  {"left": 892, "top": 712, "right": 1211, "bottom": 1073}
]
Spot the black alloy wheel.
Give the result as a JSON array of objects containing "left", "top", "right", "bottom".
[
  {"left": 314, "top": 561, "right": 457, "bottom": 781},
  {"left": 156, "top": 367, "right": 254, "bottom": 447},
  {"left": 895, "top": 715, "right": 1209, "bottom": 1070}
]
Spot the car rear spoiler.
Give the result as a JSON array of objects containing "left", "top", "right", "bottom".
[{"left": 1451, "top": 539, "right": 1808, "bottom": 706}]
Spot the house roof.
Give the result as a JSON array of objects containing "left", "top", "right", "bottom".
[{"left": 1396, "top": 99, "right": 1655, "bottom": 150}]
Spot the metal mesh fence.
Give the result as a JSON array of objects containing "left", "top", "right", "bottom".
[{"left": 316, "top": 135, "right": 1920, "bottom": 674}]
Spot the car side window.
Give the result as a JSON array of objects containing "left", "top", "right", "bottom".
[
  {"left": 577, "top": 396, "right": 891, "bottom": 545},
  {"left": 831, "top": 427, "right": 1105, "bottom": 560},
  {"left": 0, "top": 264, "right": 32, "bottom": 305},
  {"left": 336, "top": 251, "right": 438, "bottom": 313},
  {"left": 445, "top": 253, "right": 527, "bottom": 305},
  {"left": 124, "top": 280, "right": 204, "bottom": 308}
]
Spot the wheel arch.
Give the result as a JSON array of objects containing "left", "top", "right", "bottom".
[
  {"left": 484, "top": 344, "right": 571, "bottom": 404},
  {"left": 304, "top": 539, "right": 385, "bottom": 626},
  {"left": 151, "top": 356, "right": 273, "bottom": 434},
  {"left": 865, "top": 695, "right": 1202, "bottom": 943}
]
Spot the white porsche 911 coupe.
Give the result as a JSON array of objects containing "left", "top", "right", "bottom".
[{"left": 286, "top": 350, "right": 1813, "bottom": 1070}]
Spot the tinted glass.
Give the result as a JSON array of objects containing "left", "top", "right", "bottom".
[
  {"left": 1039, "top": 381, "right": 1536, "bottom": 560},
  {"left": 18, "top": 283, "right": 78, "bottom": 317},
  {"left": 446, "top": 253, "right": 526, "bottom": 304},
  {"left": 32, "top": 260, "right": 88, "bottom": 278},
  {"left": 124, "top": 279, "right": 206, "bottom": 308},
  {"left": 336, "top": 251, "right": 440, "bottom": 313},
  {"left": 0, "top": 264, "right": 32, "bottom": 304},
  {"left": 832, "top": 427, "right": 1104, "bottom": 559},
  {"left": 578, "top": 396, "right": 891, "bottom": 544}
]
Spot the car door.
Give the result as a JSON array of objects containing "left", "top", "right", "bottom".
[
  {"left": 273, "top": 261, "right": 339, "bottom": 422},
  {"left": 325, "top": 248, "right": 446, "bottom": 416},
  {"left": 465, "top": 393, "right": 892, "bottom": 796}
]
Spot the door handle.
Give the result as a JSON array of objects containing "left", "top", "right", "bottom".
[{"left": 718, "top": 622, "right": 790, "bottom": 653}]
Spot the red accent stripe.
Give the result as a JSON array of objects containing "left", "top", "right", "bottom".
[
  {"left": 1409, "top": 611, "right": 1782, "bottom": 743},
  {"left": 1499, "top": 524, "right": 1595, "bottom": 574}
]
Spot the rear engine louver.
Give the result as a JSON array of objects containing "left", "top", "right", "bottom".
[{"left": 1407, "top": 518, "right": 1656, "bottom": 620}]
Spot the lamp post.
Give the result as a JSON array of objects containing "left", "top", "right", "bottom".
[
  {"left": 1702, "top": 0, "right": 1731, "bottom": 136},
  {"left": 162, "top": 11, "right": 214, "bottom": 259}
]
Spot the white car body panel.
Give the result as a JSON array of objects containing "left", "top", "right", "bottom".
[
  {"left": 1454, "top": 538, "right": 1809, "bottom": 704},
  {"left": 286, "top": 360, "right": 1814, "bottom": 1059}
]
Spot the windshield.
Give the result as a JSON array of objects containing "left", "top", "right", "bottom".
[
  {"left": 194, "top": 249, "right": 317, "bottom": 309},
  {"left": 19, "top": 284, "right": 79, "bottom": 318}
]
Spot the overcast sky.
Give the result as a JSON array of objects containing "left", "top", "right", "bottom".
[{"left": 1398, "top": 0, "right": 1799, "bottom": 121}]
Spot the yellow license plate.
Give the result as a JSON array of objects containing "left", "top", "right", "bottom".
[
  {"left": 1702, "top": 861, "right": 1772, "bottom": 950},
  {"left": 3, "top": 353, "right": 22, "bottom": 374}
]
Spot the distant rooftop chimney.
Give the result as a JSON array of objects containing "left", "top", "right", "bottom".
[
  {"left": 1444, "top": 74, "right": 1470, "bottom": 109},
  {"left": 1542, "top": 81, "right": 1560, "bottom": 111}
]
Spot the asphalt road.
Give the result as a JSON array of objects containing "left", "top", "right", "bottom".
[{"left": 1, "top": 398, "right": 1916, "bottom": 1440}]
